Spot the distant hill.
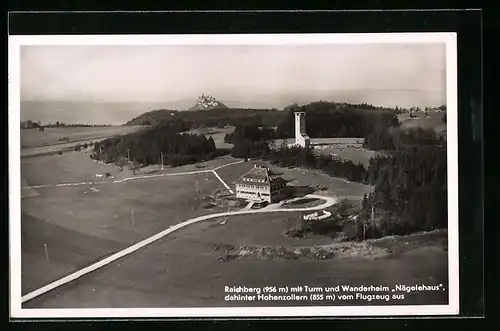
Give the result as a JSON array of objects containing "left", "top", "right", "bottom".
[
  {"left": 125, "top": 107, "right": 284, "bottom": 127},
  {"left": 125, "top": 101, "right": 403, "bottom": 136},
  {"left": 126, "top": 109, "right": 179, "bottom": 126}
]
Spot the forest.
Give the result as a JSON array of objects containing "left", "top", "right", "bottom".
[
  {"left": 275, "top": 102, "right": 401, "bottom": 139},
  {"left": 224, "top": 124, "right": 276, "bottom": 145},
  {"left": 223, "top": 101, "right": 401, "bottom": 145},
  {"left": 353, "top": 144, "right": 447, "bottom": 240},
  {"left": 125, "top": 101, "right": 401, "bottom": 130},
  {"left": 20, "top": 120, "right": 114, "bottom": 128},
  {"left": 363, "top": 126, "right": 445, "bottom": 151},
  {"left": 93, "top": 121, "right": 217, "bottom": 167}
]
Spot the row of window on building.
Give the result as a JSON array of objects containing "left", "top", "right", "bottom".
[
  {"left": 238, "top": 183, "right": 269, "bottom": 189},
  {"left": 238, "top": 191, "right": 270, "bottom": 197},
  {"left": 243, "top": 178, "right": 266, "bottom": 183}
]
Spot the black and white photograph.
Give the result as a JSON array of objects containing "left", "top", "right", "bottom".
[{"left": 9, "top": 33, "right": 459, "bottom": 318}]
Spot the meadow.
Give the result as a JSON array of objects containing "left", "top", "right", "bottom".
[
  {"left": 21, "top": 150, "right": 236, "bottom": 294},
  {"left": 24, "top": 212, "right": 449, "bottom": 308},
  {"left": 185, "top": 126, "right": 235, "bottom": 150},
  {"left": 272, "top": 138, "right": 377, "bottom": 168},
  {"left": 397, "top": 111, "right": 446, "bottom": 134}
]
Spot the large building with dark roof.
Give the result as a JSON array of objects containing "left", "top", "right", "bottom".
[{"left": 234, "top": 164, "right": 287, "bottom": 203}]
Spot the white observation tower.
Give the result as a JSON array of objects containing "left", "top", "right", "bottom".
[{"left": 294, "top": 111, "right": 310, "bottom": 148}]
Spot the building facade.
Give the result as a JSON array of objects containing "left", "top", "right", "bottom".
[
  {"left": 234, "top": 164, "right": 287, "bottom": 203},
  {"left": 294, "top": 111, "right": 311, "bottom": 148}
]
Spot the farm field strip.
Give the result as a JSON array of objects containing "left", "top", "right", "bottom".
[
  {"left": 23, "top": 135, "right": 111, "bottom": 150},
  {"left": 21, "top": 126, "right": 146, "bottom": 149},
  {"left": 22, "top": 194, "right": 336, "bottom": 304}
]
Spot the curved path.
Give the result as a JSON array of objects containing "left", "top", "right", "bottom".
[
  {"left": 21, "top": 194, "right": 337, "bottom": 304},
  {"left": 22, "top": 160, "right": 245, "bottom": 194}
]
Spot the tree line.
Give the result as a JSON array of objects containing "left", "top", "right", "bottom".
[
  {"left": 353, "top": 144, "right": 447, "bottom": 240},
  {"left": 353, "top": 126, "right": 447, "bottom": 239},
  {"left": 45, "top": 122, "right": 114, "bottom": 128},
  {"left": 224, "top": 124, "right": 276, "bottom": 145},
  {"left": 363, "top": 126, "right": 445, "bottom": 151},
  {"left": 224, "top": 101, "right": 402, "bottom": 147},
  {"left": 93, "top": 121, "right": 217, "bottom": 168},
  {"left": 20, "top": 120, "right": 42, "bottom": 129},
  {"left": 21, "top": 120, "right": 114, "bottom": 129}
]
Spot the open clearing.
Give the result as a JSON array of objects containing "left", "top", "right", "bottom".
[
  {"left": 397, "top": 112, "right": 446, "bottom": 134},
  {"left": 22, "top": 148, "right": 236, "bottom": 187},
  {"left": 185, "top": 126, "right": 234, "bottom": 149},
  {"left": 273, "top": 138, "right": 377, "bottom": 168},
  {"left": 21, "top": 126, "right": 145, "bottom": 149}
]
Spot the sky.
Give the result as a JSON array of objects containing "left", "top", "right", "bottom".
[{"left": 20, "top": 43, "right": 446, "bottom": 108}]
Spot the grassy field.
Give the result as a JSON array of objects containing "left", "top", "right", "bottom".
[
  {"left": 22, "top": 212, "right": 128, "bottom": 294},
  {"left": 24, "top": 213, "right": 448, "bottom": 308},
  {"left": 185, "top": 127, "right": 234, "bottom": 150},
  {"left": 21, "top": 148, "right": 238, "bottom": 187},
  {"left": 273, "top": 138, "right": 377, "bottom": 168},
  {"left": 397, "top": 112, "right": 446, "bottom": 134},
  {"left": 21, "top": 126, "right": 145, "bottom": 149},
  {"left": 282, "top": 197, "right": 325, "bottom": 209}
]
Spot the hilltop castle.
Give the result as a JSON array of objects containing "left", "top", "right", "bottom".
[{"left": 197, "top": 93, "right": 220, "bottom": 109}]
